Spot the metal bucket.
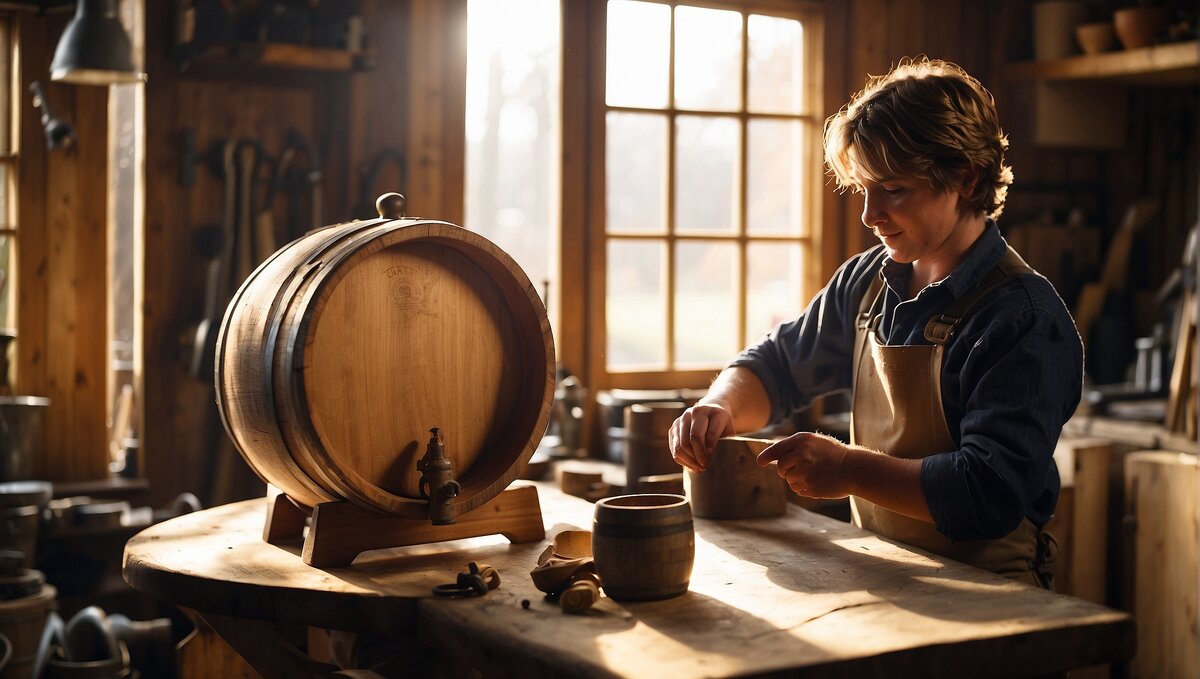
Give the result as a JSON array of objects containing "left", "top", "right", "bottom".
[{"left": 0, "top": 397, "right": 51, "bottom": 483}]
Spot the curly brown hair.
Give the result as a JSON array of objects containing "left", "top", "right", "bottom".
[{"left": 824, "top": 57, "right": 1013, "bottom": 220}]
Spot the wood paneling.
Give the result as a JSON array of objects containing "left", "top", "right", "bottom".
[{"left": 15, "top": 13, "right": 109, "bottom": 481}]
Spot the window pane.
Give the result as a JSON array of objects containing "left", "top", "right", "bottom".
[
  {"left": 675, "top": 240, "right": 737, "bottom": 366},
  {"left": 748, "top": 14, "right": 804, "bottom": 114},
  {"left": 746, "top": 242, "right": 802, "bottom": 345},
  {"left": 747, "top": 119, "right": 803, "bottom": 236},
  {"left": 675, "top": 115, "right": 738, "bottom": 234},
  {"left": 465, "top": 0, "right": 561, "bottom": 319},
  {"left": 608, "top": 239, "right": 666, "bottom": 369},
  {"left": 674, "top": 6, "right": 742, "bottom": 111},
  {"left": 607, "top": 0, "right": 670, "bottom": 108},
  {"left": 606, "top": 112, "right": 667, "bottom": 233}
]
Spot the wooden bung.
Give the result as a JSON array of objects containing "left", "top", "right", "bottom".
[
  {"left": 216, "top": 216, "right": 555, "bottom": 519},
  {"left": 686, "top": 437, "right": 787, "bottom": 520}
]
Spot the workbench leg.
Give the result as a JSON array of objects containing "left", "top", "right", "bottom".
[{"left": 197, "top": 610, "right": 341, "bottom": 678}]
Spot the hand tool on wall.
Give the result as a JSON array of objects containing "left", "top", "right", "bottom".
[
  {"left": 29, "top": 82, "right": 74, "bottom": 151},
  {"left": 353, "top": 148, "right": 406, "bottom": 219},
  {"left": 232, "top": 140, "right": 260, "bottom": 286},
  {"left": 254, "top": 152, "right": 280, "bottom": 263},
  {"left": 182, "top": 138, "right": 237, "bottom": 379},
  {"left": 276, "top": 129, "right": 323, "bottom": 240}
]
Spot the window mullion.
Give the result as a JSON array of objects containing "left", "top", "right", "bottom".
[{"left": 665, "top": 4, "right": 677, "bottom": 371}]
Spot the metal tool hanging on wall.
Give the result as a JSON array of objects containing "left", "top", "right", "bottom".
[
  {"left": 29, "top": 81, "right": 75, "bottom": 151},
  {"left": 275, "top": 129, "right": 323, "bottom": 240},
  {"left": 353, "top": 148, "right": 407, "bottom": 219}
]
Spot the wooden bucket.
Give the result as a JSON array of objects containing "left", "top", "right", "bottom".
[
  {"left": 216, "top": 216, "right": 555, "bottom": 519},
  {"left": 623, "top": 403, "right": 684, "bottom": 492},
  {"left": 0, "top": 583, "right": 56, "bottom": 679},
  {"left": 592, "top": 494, "right": 694, "bottom": 601}
]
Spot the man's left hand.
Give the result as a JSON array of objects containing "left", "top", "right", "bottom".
[{"left": 756, "top": 432, "right": 857, "bottom": 499}]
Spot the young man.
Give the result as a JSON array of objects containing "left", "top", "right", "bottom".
[{"left": 668, "top": 58, "right": 1082, "bottom": 588}]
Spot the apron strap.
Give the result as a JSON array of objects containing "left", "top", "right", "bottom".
[{"left": 924, "top": 246, "right": 1037, "bottom": 345}]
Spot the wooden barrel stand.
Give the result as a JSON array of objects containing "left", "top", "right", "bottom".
[{"left": 264, "top": 485, "right": 545, "bottom": 568}]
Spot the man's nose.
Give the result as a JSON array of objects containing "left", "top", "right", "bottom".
[{"left": 861, "top": 194, "right": 886, "bottom": 229}]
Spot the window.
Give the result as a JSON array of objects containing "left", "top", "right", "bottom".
[
  {"left": 464, "top": 0, "right": 562, "bottom": 333},
  {"left": 462, "top": 0, "right": 822, "bottom": 393},
  {"left": 601, "top": 0, "right": 821, "bottom": 384}
]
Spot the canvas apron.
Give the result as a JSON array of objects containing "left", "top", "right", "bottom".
[{"left": 849, "top": 247, "right": 1056, "bottom": 588}]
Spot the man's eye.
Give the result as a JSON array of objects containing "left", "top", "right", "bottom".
[{"left": 883, "top": 186, "right": 904, "bottom": 195}]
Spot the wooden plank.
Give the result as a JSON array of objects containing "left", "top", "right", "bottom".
[
  {"left": 1050, "top": 438, "right": 1112, "bottom": 604},
  {"left": 124, "top": 482, "right": 1134, "bottom": 676},
  {"left": 1125, "top": 451, "right": 1200, "bottom": 679}
]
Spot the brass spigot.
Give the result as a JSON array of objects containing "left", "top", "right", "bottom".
[{"left": 418, "top": 427, "right": 461, "bottom": 525}]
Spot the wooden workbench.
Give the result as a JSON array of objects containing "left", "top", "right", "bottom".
[{"left": 123, "top": 483, "right": 1133, "bottom": 677}]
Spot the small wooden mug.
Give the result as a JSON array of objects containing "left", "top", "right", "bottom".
[{"left": 685, "top": 437, "right": 788, "bottom": 519}]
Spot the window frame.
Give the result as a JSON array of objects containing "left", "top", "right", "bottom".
[{"left": 575, "top": 0, "right": 825, "bottom": 392}]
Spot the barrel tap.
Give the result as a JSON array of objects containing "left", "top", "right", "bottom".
[{"left": 418, "top": 427, "right": 460, "bottom": 525}]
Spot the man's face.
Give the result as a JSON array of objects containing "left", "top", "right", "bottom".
[{"left": 856, "top": 174, "right": 967, "bottom": 265}]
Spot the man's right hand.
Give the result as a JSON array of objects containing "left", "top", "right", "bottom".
[{"left": 668, "top": 403, "right": 735, "bottom": 472}]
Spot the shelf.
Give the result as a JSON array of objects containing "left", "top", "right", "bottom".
[
  {"left": 180, "top": 43, "right": 374, "bottom": 73},
  {"left": 1006, "top": 40, "right": 1198, "bottom": 86}
]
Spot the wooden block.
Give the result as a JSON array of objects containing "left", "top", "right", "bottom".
[
  {"left": 637, "top": 473, "right": 684, "bottom": 496},
  {"left": 685, "top": 437, "right": 787, "bottom": 519},
  {"left": 1125, "top": 451, "right": 1199, "bottom": 679},
  {"left": 302, "top": 485, "right": 545, "bottom": 568},
  {"left": 262, "top": 486, "right": 308, "bottom": 544}
]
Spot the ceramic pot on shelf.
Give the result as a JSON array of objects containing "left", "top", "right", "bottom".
[{"left": 1113, "top": 6, "right": 1169, "bottom": 50}]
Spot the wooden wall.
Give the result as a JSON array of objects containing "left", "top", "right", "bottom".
[
  {"left": 821, "top": 0, "right": 1002, "bottom": 270},
  {"left": 14, "top": 11, "right": 109, "bottom": 482}
]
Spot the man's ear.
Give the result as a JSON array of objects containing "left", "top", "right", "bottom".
[{"left": 958, "top": 166, "right": 980, "bottom": 198}]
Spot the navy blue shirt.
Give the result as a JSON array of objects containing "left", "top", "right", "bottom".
[{"left": 731, "top": 222, "right": 1083, "bottom": 541}]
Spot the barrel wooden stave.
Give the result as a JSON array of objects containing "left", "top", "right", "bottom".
[{"left": 686, "top": 437, "right": 787, "bottom": 519}]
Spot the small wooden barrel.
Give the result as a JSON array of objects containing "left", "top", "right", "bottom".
[
  {"left": 686, "top": 437, "right": 787, "bottom": 519},
  {"left": 217, "top": 211, "right": 555, "bottom": 519},
  {"left": 592, "top": 494, "right": 694, "bottom": 601},
  {"left": 0, "top": 582, "right": 56, "bottom": 679},
  {"left": 623, "top": 403, "right": 684, "bottom": 492}
]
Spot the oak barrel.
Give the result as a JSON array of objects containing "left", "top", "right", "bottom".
[
  {"left": 216, "top": 214, "right": 555, "bottom": 519},
  {"left": 592, "top": 494, "right": 694, "bottom": 601}
]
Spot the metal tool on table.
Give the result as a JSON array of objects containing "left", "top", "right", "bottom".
[{"left": 432, "top": 562, "right": 501, "bottom": 598}]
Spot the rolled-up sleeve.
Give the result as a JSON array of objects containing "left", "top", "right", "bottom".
[
  {"left": 922, "top": 305, "right": 1083, "bottom": 541},
  {"left": 731, "top": 250, "right": 881, "bottom": 425}
]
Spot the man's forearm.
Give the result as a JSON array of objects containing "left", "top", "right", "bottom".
[
  {"left": 700, "top": 366, "right": 772, "bottom": 435},
  {"left": 843, "top": 448, "right": 934, "bottom": 523}
]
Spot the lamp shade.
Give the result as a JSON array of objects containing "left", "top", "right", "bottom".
[{"left": 50, "top": 0, "right": 146, "bottom": 85}]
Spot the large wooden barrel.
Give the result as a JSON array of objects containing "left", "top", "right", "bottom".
[{"left": 216, "top": 209, "right": 555, "bottom": 520}]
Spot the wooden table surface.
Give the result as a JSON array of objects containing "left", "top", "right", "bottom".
[{"left": 123, "top": 483, "right": 1133, "bottom": 677}]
